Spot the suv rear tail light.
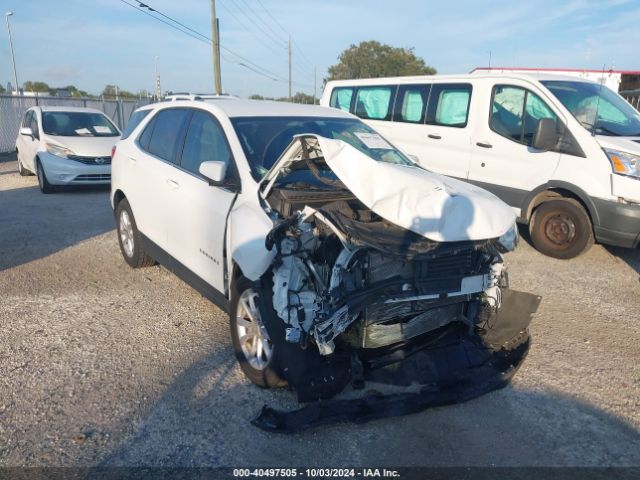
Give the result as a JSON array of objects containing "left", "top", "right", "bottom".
[{"left": 111, "top": 145, "right": 117, "bottom": 159}]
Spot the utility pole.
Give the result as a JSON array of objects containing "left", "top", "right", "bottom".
[
  {"left": 288, "top": 36, "right": 292, "bottom": 102},
  {"left": 313, "top": 67, "right": 317, "bottom": 104},
  {"left": 5, "top": 12, "right": 19, "bottom": 95},
  {"left": 210, "top": 0, "right": 222, "bottom": 94}
]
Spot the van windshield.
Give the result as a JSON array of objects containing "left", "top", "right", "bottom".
[
  {"left": 231, "top": 116, "right": 413, "bottom": 180},
  {"left": 542, "top": 80, "right": 640, "bottom": 136}
]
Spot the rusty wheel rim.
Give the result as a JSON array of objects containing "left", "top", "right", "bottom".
[{"left": 544, "top": 213, "right": 576, "bottom": 246}]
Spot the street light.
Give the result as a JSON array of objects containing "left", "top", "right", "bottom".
[
  {"left": 154, "top": 55, "right": 161, "bottom": 100},
  {"left": 5, "top": 12, "right": 19, "bottom": 95}
]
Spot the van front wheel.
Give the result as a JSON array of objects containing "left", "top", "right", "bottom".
[{"left": 529, "top": 198, "right": 594, "bottom": 259}]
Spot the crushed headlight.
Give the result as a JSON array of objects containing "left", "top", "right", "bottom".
[
  {"left": 497, "top": 223, "right": 519, "bottom": 252},
  {"left": 45, "top": 142, "right": 74, "bottom": 158},
  {"left": 604, "top": 148, "right": 640, "bottom": 180}
]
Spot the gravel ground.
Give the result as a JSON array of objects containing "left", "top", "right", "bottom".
[{"left": 0, "top": 154, "right": 639, "bottom": 468}]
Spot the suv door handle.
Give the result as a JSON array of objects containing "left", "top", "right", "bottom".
[
  {"left": 166, "top": 179, "right": 180, "bottom": 190},
  {"left": 476, "top": 141, "right": 493, "bottom": 148},
  {"left": 128, "top": 157, "right": 137, "bottom": 164},
  {"left": 428, "top": 134, "right": 442, "bottom": 140}
]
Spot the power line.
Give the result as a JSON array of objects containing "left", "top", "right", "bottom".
[
  {"left": 217, "top": 1, "right": 287, "bottom": 62},
  {"left": 118, "top": 0, "right": 286, "bottom": 82},
  {"left": 225, "top": 0, "right": 286, "bottom": 51},
  {"left": 240, "top": 0, "right": 287, "bottom": 44},
  {"left": 118, "top": 0, "right": 314, "bottom": 90},
  {"left": 255, "top": 0, "right": 288, "bottom": 35},
  {"left": 251, "top": 0, "right": 315, "bottom": 73}
]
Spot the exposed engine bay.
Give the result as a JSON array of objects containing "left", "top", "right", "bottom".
[{"left": 251, "top": 136, "right": 540, "bottom": 431}]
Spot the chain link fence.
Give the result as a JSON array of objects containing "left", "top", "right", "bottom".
[{"left": 0, "top": 95, "right": 151, "bottom": 154}]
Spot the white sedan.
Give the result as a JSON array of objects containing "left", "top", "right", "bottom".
[{"left": 15, "top": 106, "right": 121, "bottom": 193}]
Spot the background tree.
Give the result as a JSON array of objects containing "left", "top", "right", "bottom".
[
  {"left": 0, "top": 84, "right": 5, "bottom": 94},
  {"left": 287, "top": 92, "right": 317, "bottom": 104},
  {"left": 23, "top": 80, "right": 51, "bottom": 94},
  {"left": 101, "top": 85, "right": 135, "bottom": 99},
  {"left": 326, "top": 41, "right": 436, "bottom": 82},
  {"left": 62, "top": 85, "right": 90, "bottom": 98}
]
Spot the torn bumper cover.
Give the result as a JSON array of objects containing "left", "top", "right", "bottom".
[
  {"left": 253, "top": 290, "right": 540, "bottom": 432},
  {"left": 247, "top": 135, "right": 540, "bottom": 431}
]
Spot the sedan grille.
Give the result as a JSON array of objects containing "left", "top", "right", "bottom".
[
  {"left": 73, "top": 174, "right": 111, "bottom": 181},
  {"left": 68, "top": 155, "right": 111, "bottom": 165}
]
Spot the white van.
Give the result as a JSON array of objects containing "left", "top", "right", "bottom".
[{"left": 321, "top": 74, "right": 640, "bottom": 258}]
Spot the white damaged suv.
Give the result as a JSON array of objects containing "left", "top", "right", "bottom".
[{"left": 111, "top": 99, "right": 540, "bottom": 430}]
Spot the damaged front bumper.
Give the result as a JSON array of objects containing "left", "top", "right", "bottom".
[{"left": 253, "top": 289, "right": 540, "bottom": 432}]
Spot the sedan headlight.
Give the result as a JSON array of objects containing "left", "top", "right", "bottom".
[
  {"left": 45, "top": 142, "right": 74, "bottom": 158},
  {"left": 497, "top": 223, "right": 519, "bottom": 253},
  {"left": 604, "top": 148, "right": 640, "bottom": 179}
]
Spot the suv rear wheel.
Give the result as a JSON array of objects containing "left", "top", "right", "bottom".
[
  {"left": 116, "top": 198, "right": 155, "bottom": 268},
  {"left": 529, "top": 198, "right": 594, "bottom": 259},
  {"left": 229, "top": 276, "right": 286, "bottom": 388}
]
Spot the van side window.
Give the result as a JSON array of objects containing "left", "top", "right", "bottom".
[
  {"left": 394, "top": 85, "right": 430, "bottom": 123},
  {"left": 491, "top": 85, "right": 558, "bottom": 146},
  {"left": 353, "top": 86, "right": 396, "bottom": 121},
  {"left": 329, "top": 88, "right": 354, "bottom": 112},
  {"left": 427, "top": 84, "right": 472, "bottom": 127}
]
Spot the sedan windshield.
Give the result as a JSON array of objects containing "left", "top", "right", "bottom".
[
  {"left": 231, "top": 116, "right": 413, "bottom": 179},
  {"left": 42, "top": 112, "right": 120, "bottom": 137},
  {"left": 542, "top": 80, "right": 640, "bottom": 136}
]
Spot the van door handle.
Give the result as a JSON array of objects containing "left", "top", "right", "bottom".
[
  {"left": 476, "top": 141, "right": 493, "bottom": 148},
  {"left": 166, "top": 179, "right": 180, "bottom": 190},
  {"left": 128, "top": 157, "right": 137, "bottom": 164},
  {"left": 428, "top": 134, "right": 442, "bottom": 140}
]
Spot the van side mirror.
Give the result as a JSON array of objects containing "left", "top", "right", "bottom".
[
  {"left": 199, "top": 161, "right": 227, "bottom": 184},
  {"left": 533, "top": 118, "right": 560, "bottom": 151},
  {"left": 19, "top": 127, "right": 33, "bottom": 137}
]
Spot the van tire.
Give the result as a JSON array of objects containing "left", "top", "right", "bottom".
[
  {"left": 229, "top": 276, "right": 287, "bottom": 389},
  {"left": 115, "top": 199, "right": 155, "bottom": 268},
  {"left": 529, "top": 198, "right": 594, "bottom": 259}
]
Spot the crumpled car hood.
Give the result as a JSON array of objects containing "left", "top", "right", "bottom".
[{"left": 264, "top": 135, "right": 515, "bottom": 242}]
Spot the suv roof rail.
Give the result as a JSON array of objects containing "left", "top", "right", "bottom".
[{"left": 162, "top": 93, "right": 239, "bottom": 102}]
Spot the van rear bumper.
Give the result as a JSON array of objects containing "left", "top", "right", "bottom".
[{"left": 592, "top": 197, "right": 640, "bottom": 248}]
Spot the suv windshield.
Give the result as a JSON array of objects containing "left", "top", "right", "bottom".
[
  {"left": 231, "top": 116, "right": 413, "bottom": 179},
  {"left": 542, "top": 80, "right": 640, "bottom": 136},
  {"left": 42, "top": 111, "right": 120, "bottom": 137}
]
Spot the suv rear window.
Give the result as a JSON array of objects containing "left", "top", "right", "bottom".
[
  {"left": 121, "top": 109, "right": 151, "bottom": 140},
  {"left": 141, "top": 108, "right": 192, "bottom": 163}
]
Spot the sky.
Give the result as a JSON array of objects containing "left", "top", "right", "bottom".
[{"left": 0, "top": 0, "right": 638, "bottom": 99}]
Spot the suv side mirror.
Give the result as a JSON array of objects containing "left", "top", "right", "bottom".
[
  {"left": 199, "top": 161, "right": 227, "bottom": 184},
  {"left": 533, "top": 118, "right": 559, "bottom": 151},
  {"left": 19, "top": 127, "right": 33, "bottom": 137}
]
